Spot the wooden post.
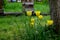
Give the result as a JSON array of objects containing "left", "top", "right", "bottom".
[
  {"left": 49, "top": 0, "right": 60, "bottom": 34},
  {"left": 0, "top": 0, "right": 3, "bottom": 14}
]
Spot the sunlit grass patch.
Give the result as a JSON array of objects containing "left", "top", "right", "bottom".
[
  {"left": 34, "top": 4, "right": 50, "bottom": 14},
  {"left": 4, "top": 2, "right": 22, "bottom": 12}
]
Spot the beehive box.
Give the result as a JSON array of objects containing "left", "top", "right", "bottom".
[{"left": 22, "top": 0, "right": 34, "bottom": 12}]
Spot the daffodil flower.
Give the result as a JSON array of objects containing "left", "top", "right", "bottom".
[
  {"left": 31, "top": 18, "right": 35, "bottom": 22},
  {"left": 26, "top": 11, "right": 32, "bottom": 16},
  {"left": 47, "top": 20, "right": 54, "bottom": 26},
  {"left": 38, "top": 15, "right": 43, "bottom": 20},
  {"left": 35, "top": 11, "right": 41, "bottom": 16},
  {"left": 30, "top": 18, "right": 35, "bottom": 27},
  {"left": 30, "top": 22, "right": 34, "bottom": 25},
  {"left": 30, "top": 22, "right": 35, "bottom": 27}
]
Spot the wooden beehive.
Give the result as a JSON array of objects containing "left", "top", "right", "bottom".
[
  {"left": 8, "top": 0, "right": 21, "bottom": 2},
  {"left": 22, "top": 0, "right": 34, "bottom": 12}
]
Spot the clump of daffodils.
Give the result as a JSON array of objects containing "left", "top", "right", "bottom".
[
  {"left": 47, "top": 20, "right": 54, "bottom": 26},
  {"left": 27, "top": 10, "right": 54, "bottom": 28},
  {"left": 35, "top": 11, "right": 41, "bottom": 16},
  {"left": 26, "top": 11, "right": 32, "bottom": 16},
  {"left": 38, "top": 15, "right": 43, "bottom": 20}
]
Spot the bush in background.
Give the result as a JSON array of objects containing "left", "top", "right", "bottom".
[{"left": 3, "top": 0, "right": 8, "bottom": 8}]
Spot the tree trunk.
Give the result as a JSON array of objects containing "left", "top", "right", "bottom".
[
  {"left": 0, "top": 0, "right": 3, "bottom": 14},
  {"left": 49, "top": 0, "right": 60, "bottom": 34}
]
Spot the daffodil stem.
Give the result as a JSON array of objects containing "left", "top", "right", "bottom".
[{"left": 39, "top": 20, "right": 42, "bottom": 27}]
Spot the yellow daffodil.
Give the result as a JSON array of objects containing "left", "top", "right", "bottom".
[
  {"left": 38, "top": 15, "right": 43, "bottom": 20},
  {"left": 47, "top": 20, "right": 54, "bottom": 26},
  {"left": 35, "top": 11, "right": 41, "bottom": 16},
  {"left": 31, "top": 18, "right": 35, "bottom": 22},
  {"left": 26, "top": 11, "right": 32, "bottom": 16},
  {"left": 30, "top": 22, "right": 34, "bottom": 26}
]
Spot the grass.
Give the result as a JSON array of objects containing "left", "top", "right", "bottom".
[
  {"left": 4, "top": 2, "right": 22, "bottom": 12},
  {"left": 34, "top": 3, "right": 50, "bottom": 14},
  {"left": 0, "top": 15, "right": 59, "bottom": 40}
]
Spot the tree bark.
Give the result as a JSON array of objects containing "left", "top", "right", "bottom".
[
  {"left": 0, "top": 0, "right": 3, "bottom": 9},
  {"left": 0, "top": 0, "right": 3, "bottom": 14},
  {"left": 49, "top": 0, "right": 60, "bottom": 34}
]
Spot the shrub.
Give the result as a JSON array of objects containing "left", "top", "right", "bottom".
[{"left": 3, "top": 0, "right": 8, "bottom": 8}]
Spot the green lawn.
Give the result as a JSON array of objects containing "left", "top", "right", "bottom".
[
  {"left": 4, "top": 2, "right": 22, "bottom": 12},
  {"left": 0, "top": 15, "right": 59, "bottom": 40},
  {"left": 34, "top": 3, "right": 50, "bottom": 14}
]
